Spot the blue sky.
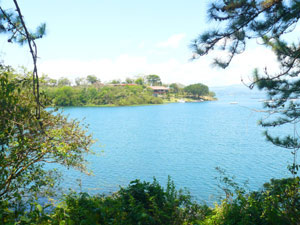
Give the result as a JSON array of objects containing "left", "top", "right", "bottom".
[{"left": 0, "top": 0, "right": 283, "bottom": 86}]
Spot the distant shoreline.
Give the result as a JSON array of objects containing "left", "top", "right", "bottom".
[{"left": 49, "top": 97, "right": 217, "bottom": 108}]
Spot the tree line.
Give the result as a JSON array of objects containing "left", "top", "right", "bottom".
[
  {"left": 1, "top": 0, "right": 299, "bottom": 224},
  {"left": 44, "top": 84, "right": 163, "bottom": 106},
  {"left": 40, "top": 74, "right": 162, "bottom": 87},
  {"left": 40, "top": 74, "right": 215, "bottom": 106}
]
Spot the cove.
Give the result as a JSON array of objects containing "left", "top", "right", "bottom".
[{"left": 56, "top": 94, "right": 292, "bottom": 203}]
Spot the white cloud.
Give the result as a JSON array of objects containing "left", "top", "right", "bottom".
[
  {"left": 156, "top": 33, "right": 186, "bottom": 48},
  {"left": 39, "top": 46, "right": 280, "bottom": 87},
  {"left": 138, "top": 41, "right": 145, "bottom": 49}
]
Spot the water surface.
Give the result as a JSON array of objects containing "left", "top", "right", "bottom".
[{"left": 58, "top": 95, "right": 293, "bottom": 202}]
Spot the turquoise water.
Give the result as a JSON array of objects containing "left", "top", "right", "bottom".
[{"left": 58, "top": 95, "right": 293, "bottom": 203}]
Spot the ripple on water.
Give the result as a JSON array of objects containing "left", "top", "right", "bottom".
[{"left": 55, "top": 97, "right": 293, "bottom": 203}]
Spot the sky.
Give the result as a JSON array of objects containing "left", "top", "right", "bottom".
[{"left": 0, "top": 0, "right": 286, "bottom": 87}]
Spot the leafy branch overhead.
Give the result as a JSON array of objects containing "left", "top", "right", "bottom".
[
  {"left": 193, "top": 0, "right": 300, "bottom": 175},
  {"left": 0, "top": 1, "right": 46, "bottom": 118},
  {"left": 191, "top": 0, "right": 300, "bottom": 73},
  {"left": 0, "top": 1, "right": 94, "bottom": 205},
  {"left": 0, "top": 6, "right": 45, "bottom": 44},
  {"left": 0, "top": 67, "right": 94, "bottom": 201}
]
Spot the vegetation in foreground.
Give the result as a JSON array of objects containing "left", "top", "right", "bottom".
[
  {"left": 1, "top": 0, "right": 300, "bottom": 224},
  {"left": 1, "top": 176, "right": 299, "bottom": 225},
  {"left": 1, "top": 64, "right": 298, "bottom": 225}
]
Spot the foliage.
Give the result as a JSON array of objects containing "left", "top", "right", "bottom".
[
  {"left": 86, "top": 75, "right": 99, "bottom": 84},
  {"left": 0, "top": 2, "right": 96, "bottom": 224},
  {"left": 146, "top": 74, "right": 162, "bottom": 86},
  {"left": 0, "top": 66, "right": 94, "bottom": 209},
  {"left": 110, "top": 79, "right": 121, "bottom": 84},
  {"left": 0, "top": 3, "right": 46, "bottom": 45},
  {"left": 169, "top": 83, "right": 181, "bottom": 94},
  {"left": 1, "top": 176, "right": 299, "bottom": 224},
  {"left": 125, "top": 77, "right": 134, "bottom": 84},
  {"left": 44, "top": 84, "right": 163, "bottom": 106},
  {"left": 58, "top": 77, "right": 71, "bottom": 86},
  {"left": 42, "top": 79, "right": 215, "bottom": 106},
  {"left": 201, "top": 177, "right": 300, "bottom": 225},
  {"left": 51, "top": 178, "right": 202, "bottom": 225},
  {"left": 191, "top": 1, "right": 300, "bottom": 222},
  {"left": 0, "top": 178, "right": 207, "bottom": 225},
  {"left": 40, "top": 74, "right": 57, "bottom": 87},
  {"left": 52, "top": 86, "right": 82, "bottom": 106},
  {"left": 191, "top": 0, "right": 300, "bottom": 174},
  {"left": 184, "top": 83, "right": 209, "bottom": 98},
  {"left": 135, "top": 77, "right": 145, "bottom": 85},
  {"left": 208, "top": 91, "right": 215, "bottom": 98},
  {"left": 75, "top": 77, "right": 85, "bottom": 86},
  {"left": 0, "top": 1, "right": 47, "bottom": 121}
]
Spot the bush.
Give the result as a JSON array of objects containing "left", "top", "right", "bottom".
[
  {"left": 45, "top": 85, "right": 163, "bottom": 106},
  {"left": 1, "top": 177, "right": 298, "bottom": 224},
  {"left": 201, "top": 177, "right": 300, "bottom": 225},
  {"left": 51, "top": 177, "right": 201, "bottom": 225}
]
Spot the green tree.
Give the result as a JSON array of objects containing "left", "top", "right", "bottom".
[
  {"left": 48, "top": 78, "right": 57, "bottom": 87},
  {"left": 0, "top": 1, "right": 94, "bottom": 213},
  {"left": 146, "top": 74, "right": 162, "bottom": 86},
  {"left": 49, "top": 177, "right": 203, "bottom": 225},
  {"left": 0, "top": 67, "right": 93, "bottom": 203},
  {"left": 110, "top": 79, "right": 121, "bottom": 84},
  {"left": 40, "top": 74, "right": 57, "bottom": 87},
  {"left": 0, "top": 0, "right": 46, "bottom": 119},
  {"left": 75, "top": 77, "right": 86, "bottom": 86},
  {"left": 192, "top": 0, "right": 300, "bottom": 175},
  {"left": 169, "top": 83, "right": 180, "bottom": 93},
  {"left": 86, "top": 75, "right": 99, "bottom": 85},
  {"left": 39, "top": 74, "right": 50, "bottom": 86},
  {"left": 135, "top": 77, "right": 145, "bottom": 85},
  {"left": 54, "top": 86, "right": 80, "bottom": 106},
  {"left": 124, "top": 77, "right": 134, "bottom": 84},
  {"left": 184, "top": 83, "right": 209, "bottom": 98},
  {"left": 58, "top": 77, "right": 71, "bottom": 86},
  {"left": 208, "top": 91, "right": 216, "bottom": 98}
]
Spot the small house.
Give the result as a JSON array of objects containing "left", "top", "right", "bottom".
[{"left": 149, "top": 86, "right": 169, "bottom": 96}]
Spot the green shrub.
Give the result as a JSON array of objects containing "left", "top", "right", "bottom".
[
  {"left": 45, "top": 85, "right": 163, "bottom": 106},
  {"left": 51, "top": 177, "right": 202, "bottom": 225},
  {"left": 201, "top": 177, "right": 300, "bottom": 225},
  {"left": 1, "top": 177, "right": 298, "bottom": 224}
]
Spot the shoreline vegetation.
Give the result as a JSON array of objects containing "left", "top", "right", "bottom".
[
  {"left": 1, "top": 0, "right": 300, "bottom": 224},
  {"left": 41, "top": 74, "right": 216, "bottom": 107},
  {"left": 50, "top": 96, "right": 217, "bottom": 108}
]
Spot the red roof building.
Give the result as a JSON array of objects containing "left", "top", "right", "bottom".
[{"left": 148, "top": 86, "right": 169, "bottom": 95}]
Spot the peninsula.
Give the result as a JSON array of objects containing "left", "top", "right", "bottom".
[{"left": 42, "top": 74, "right": 216, "bottom": 107}]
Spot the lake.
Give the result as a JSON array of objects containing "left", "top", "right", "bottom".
[{"left": 57, "top": 93, "right": 293, "bottom": 203}]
